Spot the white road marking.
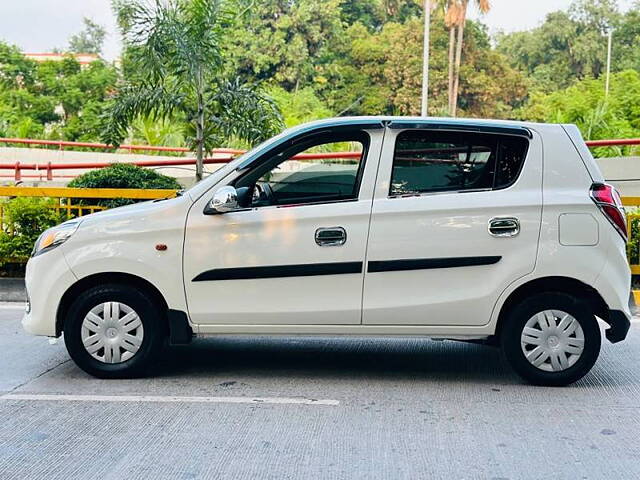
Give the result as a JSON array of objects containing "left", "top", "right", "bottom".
[{"left": 0, "top": 393, "right": 339, "bottom": 406}]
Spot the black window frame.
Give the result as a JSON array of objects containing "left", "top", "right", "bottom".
[
  {"left": 234, "top": 129, "right": 371, "bottom": 209},
  {"left": 388, "top": 129, "right": 530, "bottom": 198}
]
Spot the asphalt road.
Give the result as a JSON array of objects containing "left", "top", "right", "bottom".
[{"left": 1, "top": 304, "right": 640, "bottom": 480}]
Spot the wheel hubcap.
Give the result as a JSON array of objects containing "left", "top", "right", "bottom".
[
  {"left": 80, "top": 302, "right": 144, "bottom": 364},
  {"left": 520, "top": 309, "right": 585, "bottom": 372}
]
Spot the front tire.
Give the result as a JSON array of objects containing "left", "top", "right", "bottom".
[
  {"left": 501, "top": 292, "right": 601, "bottom": 386},
  {"left": 63, "top": 284, "right": 166, "bottom": 379}
]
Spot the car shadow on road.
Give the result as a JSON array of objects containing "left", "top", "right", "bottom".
[{"left": 155, "top": 336, "right": 521, "bottom": 385}]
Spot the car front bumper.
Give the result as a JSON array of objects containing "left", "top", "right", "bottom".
[{"left": 22, "top": 247, "right": 77, "bottom": 337}]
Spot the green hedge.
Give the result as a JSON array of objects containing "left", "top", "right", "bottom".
[
  {"left": 68, "top": 163, "right": 181, "bottom": 208},
  {"left": 0, "top": 197, "right": 66, "bottom": 262}
]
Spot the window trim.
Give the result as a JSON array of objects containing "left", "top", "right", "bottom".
[
  {"left": 387, "top": 120, "right": 533, "bottom": 139},
  {"left": 388, "top": 129, "right": 530, "bottom": 198},
  {"left": 233, "top": 129, "right": 372, "bottom": 210}
]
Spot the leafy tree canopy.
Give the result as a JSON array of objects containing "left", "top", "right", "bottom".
[
  {"left": 322, "top": 12, "right": 527, "bottom": 118},
  {"left": 103, "top": 0, "right": 284, "bottom": 179},
  {"left": 68, "top": 17, "right": 107, "bottom": 55},
  {"left": 0, "top": 43, "right": 117, "bottom": 140},
  {"left": 496, "top": 0, "right": 635, "bottom": 94},
  {"left": 521, "top": 69, "right": 640, "bottom": 157}
]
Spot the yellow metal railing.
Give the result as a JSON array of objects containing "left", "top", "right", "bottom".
[
  {"left": 0, "top": 186, "right": 177, "bottom": 227},
  {"left": 623, "top": 196, "right": 640, "bottom": 276}
]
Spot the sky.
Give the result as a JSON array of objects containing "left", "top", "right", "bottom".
[
  {"left": 0, "top": 0, "right": 637, "bottom": 61},
  {"left": 466, "top": 0, "right": 635, "bottom": 34}
]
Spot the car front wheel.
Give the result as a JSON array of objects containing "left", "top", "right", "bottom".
[
  {"left": 501, "top": 292, "right": 601, "bottom": 386},
  {"left": 63, "top": 284, "right": 166, "bottom": 378}
]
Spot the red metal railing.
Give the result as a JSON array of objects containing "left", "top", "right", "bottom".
[
  {"left": 0, "top": 152, "right": 362, "bottom": 181},
  {"left": 585, "top": 138, "right": 640, "bottom": 147},
  {"left": 3, "top": 135, "right": 640, "bottom": 151},
  {"left": 0, "top": 137, "right": 192, "bottom": 153},
  {"left": 0, "top": 136, "right": 638, "bottom": 181}
]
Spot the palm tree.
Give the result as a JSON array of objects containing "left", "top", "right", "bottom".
[
  {"left": 102, "top": 0, "right": 284, "bottom": 180},
  {"left": 446, "top": 0, "right": 490, "bottom": 117},
  {"left": 445, "top": 1, "right": 463, "bottom": 116},
  {"left": 420, "top": 0, "right": 432, "bottom": 116}
]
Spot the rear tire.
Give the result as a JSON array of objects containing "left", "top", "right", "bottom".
[
  {"left": 501, "top": 292, "right": 601, "bottom": 386},
  {"left": 63, "top": 284, "right": 166, "bottom": 379}
]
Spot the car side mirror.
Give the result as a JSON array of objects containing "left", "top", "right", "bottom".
[{"left": 204, "top": 186, "right": 239, "bottom": 214}]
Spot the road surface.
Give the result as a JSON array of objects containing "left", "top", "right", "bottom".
[{"left": 1, "top": 304, "right": 639, "bottom": 479}]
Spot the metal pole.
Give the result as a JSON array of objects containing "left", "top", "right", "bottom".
[
  {"left": 421, "top": 0, "right": 431, "bottom": 117},
  {"left": 605, "top": 29, "right": 612, "bottom": 98}
]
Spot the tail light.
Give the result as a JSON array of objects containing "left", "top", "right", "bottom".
[{"left": 590, "top": 183, "right": 627, "bottom": 242}]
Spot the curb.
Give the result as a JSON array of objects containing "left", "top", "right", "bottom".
[{"left": 0, "top": 278, "right": 26, "bottom": 302}]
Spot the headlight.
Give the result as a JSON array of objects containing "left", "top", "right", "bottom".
[{"left": 32, "top": 219, "right": 82, "bottom": 257}]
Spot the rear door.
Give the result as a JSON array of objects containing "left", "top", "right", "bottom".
[{"left": 363, "top": 124, "right": 543, "bottom": 326}]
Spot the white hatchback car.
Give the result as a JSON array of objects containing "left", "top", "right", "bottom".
[{"left": 23, "top": 117, "right": 632, "bottom": 385}]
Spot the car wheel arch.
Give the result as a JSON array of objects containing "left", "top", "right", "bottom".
[
  {"left": 494, "top": 276, "right": 609, "bottom": 342},
  {"left": 55, "top": 272, "right": 169, "bottom": 337}
]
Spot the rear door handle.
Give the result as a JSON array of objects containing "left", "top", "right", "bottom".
[
  {"left": 489, "top": 217, "right": 520, "bottom": 237},
  {"left": 315, "top": 227, "right": 347, "bottom": 246}
]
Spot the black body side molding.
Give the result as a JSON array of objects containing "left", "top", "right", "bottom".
[
  {"left": 193, "top": 262, "right": 363, "bottom": 282},
  {"left": 168, "top": 309, "right": 194, "bottom": 345},
  {"left": 367, "top": 256, "right": 501, "bottom": 273},
  {"left": 193, "top": 257, "right": 500, "bottom": 282}
]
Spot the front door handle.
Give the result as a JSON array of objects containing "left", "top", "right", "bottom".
[
  {"left": 489, "top": 217, "right": 520, "bottom": 237},
  {"left": 315, "top": 227, "right": 347, "bottom": 246}
]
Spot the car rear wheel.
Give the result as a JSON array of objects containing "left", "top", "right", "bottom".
[
  {"left": 63, "top": 284, "right": 166, "bottom": 378},
  {"left": 501, "top": 292, "right": 601, "bottom": 386}
]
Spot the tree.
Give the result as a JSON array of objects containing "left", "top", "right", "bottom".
[
  {"left": 223, "top": 0, "right": 345, "bottom": 91},
  {"left": 521, "top": 70, "right": 640, "bottom": 157},
  {"left": 612, "top": 5, "right": 640, "bottom": 72},
  {"left": 446, "top": 0, "right": 490, "bottom": 117},
  {"left": 68, "top": 18, "right": 107, "bottom": 55},
  {"left": 103, "top": 0, "right": 284, "bottom": 181},
  {"left": 0, "top": 42, "right": 117, "bottom": 141},
  {"left": 268, "top": 86, "right": 333, "bottom": 127},
  {"left": 321, "top": 13, "right": 525, "bottom": 118},
  {"left": 496, "top": 0, "right": 625, "bottom": 95}
]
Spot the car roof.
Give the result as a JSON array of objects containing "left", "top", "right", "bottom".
[
  {"left": 278, "top": 116, "right": 544, "bottom": 140},
  {"left": 289, "top": 115, "right": 550, "bottom": 130}
]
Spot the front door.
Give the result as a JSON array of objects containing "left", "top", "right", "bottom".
[
  {"left": 183, "top": 127, "right": 383, "bottom": 325},
  {"left": 363, "top": 125, "right": 543, "bottom": 326}
]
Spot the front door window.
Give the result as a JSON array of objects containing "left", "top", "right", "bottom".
[{"left": 235, "top": 131, "right": 369, "bottom": 208}]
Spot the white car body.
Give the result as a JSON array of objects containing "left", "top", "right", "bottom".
[{"left": 23, "top": 117, "right": 632, "bottom": 380}]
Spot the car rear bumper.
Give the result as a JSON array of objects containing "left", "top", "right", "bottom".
[{"left": 605, "top": 309, "right": 631, "bottom": 343}]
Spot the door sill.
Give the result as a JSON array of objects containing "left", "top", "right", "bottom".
[{"left": 195, "top": 323, "right": 493, "bottom": 338}]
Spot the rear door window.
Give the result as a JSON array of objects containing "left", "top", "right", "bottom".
[{"left": 390, "top": 130, "right": 528, "bottom": 196}]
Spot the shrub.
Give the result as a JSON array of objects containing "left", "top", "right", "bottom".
[
  {"left": 68, "top": 163, "right": 181, "bottom": 208},
  {"left": 0, "top": 197, "right": 65, "bottom": 261}
]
